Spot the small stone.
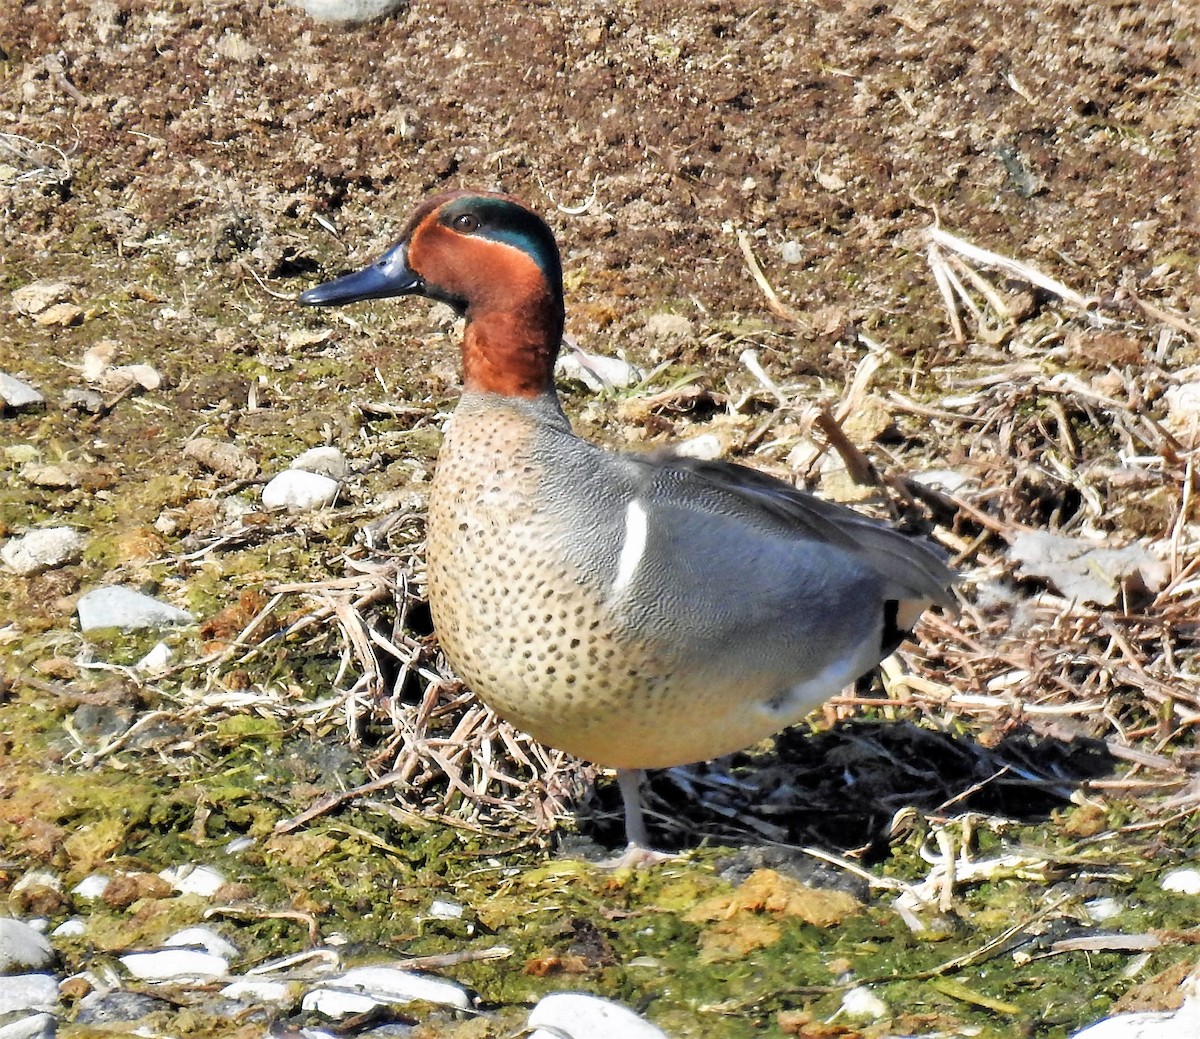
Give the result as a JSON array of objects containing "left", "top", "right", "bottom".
[
  {"left": 427, "top": 900, "right": 462, "bottom": 920},
  {"left": 780, "top": 241, "right": 805, "bottom": 264},
  {"left": 286, "top": 0, "right": 406, "bottom": 23},
  {"left": 261, "top": 469, "right": 339, "bottom": 511},
  {"left": 32, "top": 302, "right": 83, "bottom": 327},
  {"left": 0, "top": 975, "right": 59, "bottom": 1015},
  {"left": 672, "top": 433, "right": 724, "bottom": 461},
  {"left": 840, "top": 985, "right": 887, "bottom": 1019},
  {"left": 0, "top": 373, "right": 45, "bottom": 409},
  {"left": 556, "top": 348, "right": 643, "bottom": 392},
  {"left": 528, "top": 993, "right": 668, "bottom": 1039},
  {"left": 158, "top": 864, "right": 225, "bottom": 897},
  {"left": 51, "top": 919, "right": 86, "bottom": 938},
  {"left": 120, "top": 948, "right": 228, "bottom": 981},
  {"left": 62, "top": 388, "right": 105, "bottom": 413},
  {"left": 302, "top": 966, "right": 471, "bottom": 1018},
  {"left": 112, "top": 363, "right": 162, "bottom": 392},
  {"left": 77, "top": 587, "right": 195, "bottom": 632},
  {"left": 220, "top": 978, "right": 291, "bottom": 1004},
  {"left": 80, "top": 342, "right": 119, "bottom": 382},
  {"left": 0, "top": 919, "right": 56, "bottom": 972},
  {"left": 135, "top": 641, "right": 173, "bottom": 674},
  {"left": 75, "top": 990, "right": 173, "bottom": 1025},
  {"left": 1162, "top": 868, "right": 1200, "bottom": 895},
  {"left": 291, "top": 446, "right": 348, "bottom": 481},
  {"left": 643, "top": 312, "right": 695, "bottom": 340},
  {"left": 3, "top": 445, "right": 39, "bottom": 466},
  {"left": 72, "top": 874, "right": 112, "bottom": 900},
  {"left": 840, "top": 393, "right": 892, "bottom": 445},
  {"left": 0, "top": 1011, "right": 56, "bottom": 1039},
  {"left": 165, "top": 927, "right": 238, "bottom": 960},
  {"left": 11, "top": 280, "right": 73, "bottom": 317},
  {"left": 1084, "top": 897, "right": 1123, "bottom": 922},
  {"left": 2, "top": 527, "right": 87, "bottom": 575},
  {"left": 283, "top": 327, "right": 333, "bottom": 351},
  {"left": 20, "top": 464, "right": 79, "bottom": 489},
  {"left": 182, "top": 438, "right": 259, "bottom": 480}
]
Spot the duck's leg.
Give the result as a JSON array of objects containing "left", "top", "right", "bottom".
[
  {"left": 617, "top": 768, "right": 650, "bottom": 848},
  {"left": 603, "top": 768, "right": 673, "bottom": 867}
]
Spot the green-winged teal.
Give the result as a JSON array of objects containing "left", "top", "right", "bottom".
[{"left": 300, "top": 190, "right": 955, "bottom": 855}]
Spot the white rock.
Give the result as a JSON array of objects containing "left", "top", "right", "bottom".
[
  {"left": 672, "top": 434, "right": 724, "bottom": 461},
  {"left": 63, "top": 388, "right": 104, "bottom": 413},
  {"left": 1084, "top": 897, "right": 1123, "bottom": 922},
  {"left": 12, "top": 875, "right": 59, "bottom": 897},
  {"left": 427, "top": 900, "right": 462, "bottom": 920},
  {"left": 158, "top": 864, "right": 225, "bottom": 897},
  {"left": 0, "top": 1012, "right": 56, "bottom": 1039},
  {"left": 225, "top": 837, "right": 255, "bottom": 855},
  {"left": 261, "top": 470, "right": 339, "bottom": 511},
  {"left": 80, "top": 342, "right": 119, "bottom": 382},
  {"left": 0, "top": 919, "right": 55, "bottom": 972},
  {"left": 77, "top": 587, "right": 195, "bottom": 632},
  {"left": 71, "top": 875, "right": 111, "bottom": 900},
  {"left": 165, "top": 928, "right": 238, "bottom": 960},
  {"left": 120, "top": 948, "right": 227, "bottom": 981},
  {"left": 290, "top": 446, "right": 348, "bottom": 481},
  {"left": 302, "top": 987, "right": 376, "bottom": 1018},
  {"left": 135, "top": 641, "right": 173, "bottom": 674},
  {"left": 286, "top": 0, "right": 406, "bottom": 22},
  {"left": 119, "top": 364, "right": 162, "bottom": 391},
  {"left": 51, "top": 919, "right": 85, "bottom": 938},
  {"left": 528, "top": 992, "right": 668, "bottom": 1039},
  {"left": 840, "top": 985, "right": 887, "bottom": 1019},
  {"left": 556, "top": 349, "right": 643, "bottom": 392},
  {"left": 1, "top": 527, "right": 87, "bottom": 575},
  {"left": 0, "top": 974, "right": 58, "bottom": 1015},
  {"left": 11, "top": 280, "right": 72, "bottom": 316},
  {"left": 220, "top": 978, "right": 292, "bottom": 1003},
  {"left": 1162, "top": 868, "right": 1200, "bottom": 895},
  {"left": 303, "top": 966, "right": 471, "bottom": 1018},
  {"left": 0, "top": 373, "right": 44, "bottom": 409},
  {"left": 780, "top": 240, "right": 805, "bottom": 265}
]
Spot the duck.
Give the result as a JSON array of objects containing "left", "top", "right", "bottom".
[{"left": 299, "top": 189, "right": 956, "bottom": 857}]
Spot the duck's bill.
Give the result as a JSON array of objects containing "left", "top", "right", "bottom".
[{"left": 298, "top": 242, "right": 423, "bottom": 306}]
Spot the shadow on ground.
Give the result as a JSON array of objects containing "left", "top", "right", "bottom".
[{"left": 580, "top": 718, "right": 1117, "bottom": 860}]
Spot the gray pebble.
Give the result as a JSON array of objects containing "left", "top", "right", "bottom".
[
  {"left": 0, "top": 975, "right": 58, "bottom": 1016},
  {"left": 0, "top": 920, "right": 55, "bottom": 973},
  {"left": 76, "top": 587, "right": 195, "bottom": 632},
  {"left": 0, "top": 1012, "right": 56, "bottom": 1039},
  {"left": 0, "top": 374, "right": 44, "bottom": 409}
]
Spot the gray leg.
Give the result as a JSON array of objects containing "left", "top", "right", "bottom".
[{"left": 617, "top": 768, "right": 649, "bottom": 848}]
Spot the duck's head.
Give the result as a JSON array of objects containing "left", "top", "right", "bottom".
[{"left": 300, "top": 190, "right": 565, "bottom": 398}]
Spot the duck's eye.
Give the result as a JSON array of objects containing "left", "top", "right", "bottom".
[{"left": 452, "top": 213, "right": 480, "bottom": 233}]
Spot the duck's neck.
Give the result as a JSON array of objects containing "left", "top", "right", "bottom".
[{"left": 461, "top": 298, "right": 563, "bottom": 399}]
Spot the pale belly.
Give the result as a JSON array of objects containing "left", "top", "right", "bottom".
[{"left": 426, "top": 488, "right": 841, "bottom": 769}]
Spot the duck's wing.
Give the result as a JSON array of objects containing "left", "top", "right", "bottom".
[{"left": 643, "top": 454, "right": 957, "bottom": 609}]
